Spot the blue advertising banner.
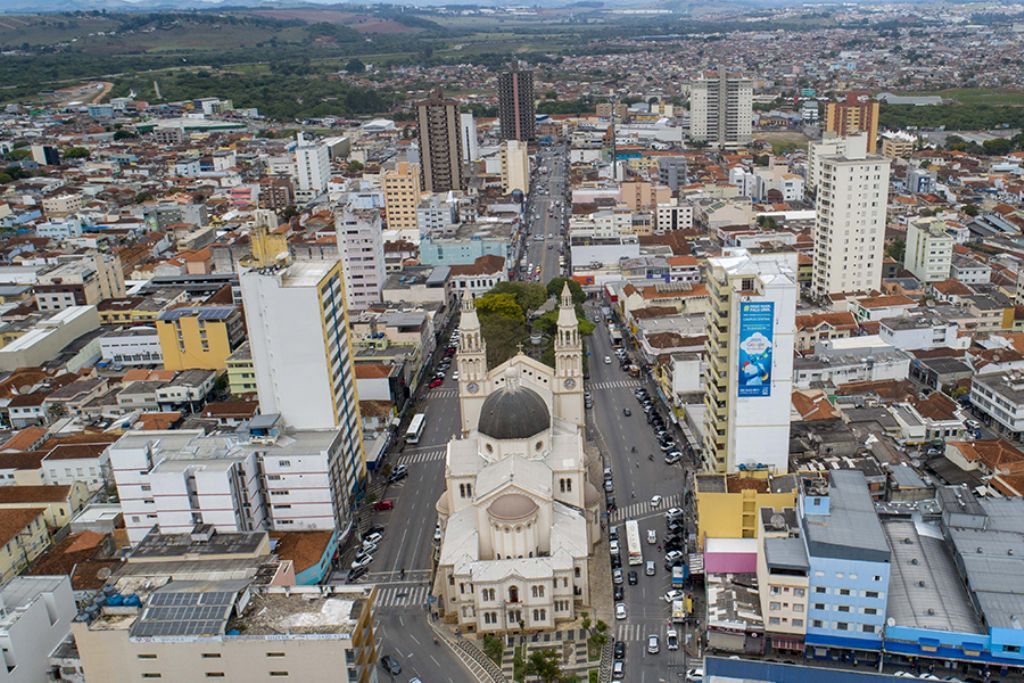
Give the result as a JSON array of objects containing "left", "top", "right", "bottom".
[{"left": 737, "top": 301, "right": 774, "bottom": 397}]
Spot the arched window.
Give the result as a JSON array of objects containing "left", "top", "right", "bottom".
[{"left": 508, "top": 586, "right": 519, "bottom": 603}]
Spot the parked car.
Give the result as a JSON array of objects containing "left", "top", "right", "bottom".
[
  {"left": 346, "top": 566, "right": 368, "bottom": 583},
  {"left": 614, "top": 641, "right": 625, "bottom": 660},
  {"left": 604, "top": 356, "right": 612, "bottom": 364},
  {"left": 665, "top": 550, "right": 684, "bottom": 564},
  {"left": 361, "top": 526, "right": 385, "bottom": 540},
  {"left": 380, "top": 655, "right": 402, "bottom": 676},
  {"left": 609, "top": 539, "right": 620, "bottom": 555},
  {"left": 351, "top": 555, "right": 373, "bottom": 570},
  {"left": 615, "top": 603, "right": 627, "bottom": 620},
  {"left": 613, "top": 585, "right": 623, "bottom": 601},
  {"left": 429, "top": 378, "right": 443, "bottom": 389},
  {"left": 665, "top": 507, "right": 685, "bottom": 520},
  {"left": 664, "top": 589, "right": 684, "bottom": 603},
  {"left": 685, "top": 667, "right": 703, "bottom": 682},
  {"left": 612, "top": 660, "right": 625, "bottom": 680},
  {"left": 388, "top": 465, "right": 409, "bottom": 483},
  {"left": 373, "top": 499, "right": 394, "bottom": 511},
  {"left": 667, "top": 629, "right": 679, "bottom": 651},
  {"left": 613, "top": 568, "right": 623, "bottom": 585},
  {"left": 363, "top": 532, "right": 383, "bottom": 545}
]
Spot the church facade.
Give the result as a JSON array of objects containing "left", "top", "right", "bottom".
[{"left": 433, "top": 285, "right": 602, "bottom": 634}]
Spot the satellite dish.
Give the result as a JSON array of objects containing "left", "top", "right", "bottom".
[
  {"left": 97, "top": 567, "right": 112, "bottom": 580},
  {"left": 887, "top": 617, "right": 896, "bottom": 627}
]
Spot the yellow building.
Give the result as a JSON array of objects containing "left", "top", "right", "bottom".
[
  {"left": 226, "top": 341, "right": 257, "bottom": 396},
  {"left": 824, "top": 93, "right": 880, "bottom": 153},
  {"left": 881, "top": 135, "right": 915, "bottom": 160},
  {"left": 694, "top": 473, "right": 798, "bottom": 550},
  {"left": 247, "top": 211, "right": 289, "bottom": 268},
  {"left": 156, "top": 305, "right": 246, "bottom": 371},
  {"left": 0, "top": 482, "right": 89, "bottom": 529},
  {"left": 382, "top": 162, "right": 422, "bottom": 236},
  {"left": 0, "top": 508, "right": 50, "bottom": 583}
]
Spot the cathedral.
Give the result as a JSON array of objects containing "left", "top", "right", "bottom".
[{"left": 433, "top": 284, "right": 602, "bottom": 634}]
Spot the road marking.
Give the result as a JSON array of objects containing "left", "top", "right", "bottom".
[
  {"left": 375, "top": 583, "right": 431, "bottom": 608},
  {"left": 410, "top": 633, "right": 420, "bottom": 645},
  {"left": 398, "top": 448, "right": 446, "bottom": 465},
  {"left": 426, "top": 388, "right": 457, "bottom": 399},
  {"left": 610, "top": 493, "right": 682, "bottom": 524},
  {"left": 391, "top": 526, "right": 409, "bottom": 572},
  {"left": 588, "top": 379, "right": 642, "bottom": 390}
]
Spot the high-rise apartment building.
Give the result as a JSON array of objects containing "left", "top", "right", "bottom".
[
  {"left": 383, "top": 162, "right": 422, "bottom": 241},
  {"left": 416, "top": 88, "right": 465, "bottom": 193},
  {"left": 825, "top": 93, "right": 880, "bottom": 154},
  {"left": 335, "top": 207, "right": 385, "bottom": 311},
  {"left": 240, "top": 258, "right": 362, "bottom": 442},
  {"left": 702, "top": 248, "right": 797, "bottom": 474},
  {"left": 806, "top": 132, "right": 867, "bottom": 193},
  {"left": 904, "top": 216, "right": 953, "bottom": 283},
  {"left": 501, "top": 139, "right": 530, "bottom": 195},
  {"left": 294, "top": 134, "right": 330, "bottom": 197},
  {"left": 811, "top": 142, "right": 891, "bottom": 298},
  {"left": 498, "top": 61, "right": 536, "bottom": 142},
  {"left": 688, "top": 67, "right": 753, "bottom": 149}
]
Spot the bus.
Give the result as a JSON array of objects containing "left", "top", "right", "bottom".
[
  {"left": 625, "top": 520, "right": 643, "bottom": 566},
  {"left": 405, "top": 413, "right": 427, "bottom": 445}
]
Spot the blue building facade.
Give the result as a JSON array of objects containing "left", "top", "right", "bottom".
[
  {"left": 800, "top": 471, "right": 891, "bottom": 653},
  {"left": 419, "top": 235, "right": 510, "bottom": 267}
]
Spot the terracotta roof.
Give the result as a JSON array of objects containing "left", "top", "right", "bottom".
[
  {"left": 135, "top": 412, "right": 183, "bottom": 430},
  {"left": 725, "top": 476, "right": 769, "bottom": 494},
  {"left": 0, "top": 484, "right": 71, "bottom": 504},
  {"left": 911, "top": 392, "right": 959, "bottom": 421},
  {"left": 932, "top": 279, "right": 973, "bottom": 297},
  {"left": 43, "top": 443, "right": 110, "bottom": 462},
  {"left": 1, "top": 427, "right": 48, "bottom": 452},
  {"left": 0, "top": 508, "right": 45, "bottom": 547},
  {"left": 200, "top": 401, "right": 259, "bottom": 419},
  {"left": 355, "top": 364, "right": 393, "bottom": 379},
  {"left": 359, "top": 400, "right": 394, "bottom": 419},
  {"left": 630, "top": 306, "right": 680, "bottom": 320},
  {"left": 791, "top": 390, "right": 838, "bottom": 421},
  {"left": 834, "top": 379, "right": 917, "bottom": 402},
  {"left": 269, "top": 530, "right": 333, "bottom": 574},
  {"left": 0, "top": 451, "right": 46, "bottom": 471},
  {"left": 795, "top": 311, "right": 858, "bottom": 332},
  {"left": 449, "top": 254, "right": 505, "bottom": 276},
  {"left": 856, "top": 294, "right": 916, "bottom": 309}
]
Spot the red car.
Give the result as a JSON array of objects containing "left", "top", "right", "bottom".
[
  {"left": 429, "top": 378, "right": 443, "bottom": 389},
  {"left": 373, "top": 499, "right": 394, "bottom": 511}
]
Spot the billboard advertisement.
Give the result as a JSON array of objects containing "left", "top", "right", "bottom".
[{"left": 737, "top": 301, "right": 774, "bottom": 398}]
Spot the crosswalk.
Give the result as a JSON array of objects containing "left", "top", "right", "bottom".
[
  {"left": 610, "top": 493, "right": 682, "bottom": 524},
  {"left": 398, "top": 448, "right": 446, "bottom": 465},
  {"left": 375, "top": 583, "right": 432, "bottom": 609},
  {"left": 588, "top": 379, "right": 641, "bottom": 391},
  {"left": 615, "top": 623, "right": 680, "bottom": 643},
  {"left": 427, "top": 388, "right": 457, "bottom": 399}
]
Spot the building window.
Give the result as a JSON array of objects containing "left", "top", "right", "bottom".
[
  {"left": 769, "top": 602, "right": 781, "bottom": 611},
  {"left": 862, "top": 625, "right": 875, "bottom": 634},
  {"left": 865, "top": 591, "right": 879, "bottom": 599},
  {"left": 267, "top": 653, "right": 285, "bottom": 658},
  {"left": 269, "top": 673, "right": 289, "bottom": 677},
  {"left": 202, "top": 654, "right": 221, "bottom": 659},
  {"left": 794, "top": 588, "right": 805, "bottom": 597},
  {"left": 812, "top": 620, "right": 823, "bottom": 628},
  {"left": 138, "top": 655, "right": 158, "bottom": 660},
  {"left": 769, "top": 617, "right": 780, "bottom": 625},
  {"left": 815, "top": 587, "right": 826, "bottom": 594},
  {"left": 205, "top": 675, "right": 226, "bottom": 678},
  {"left": 836, "top": 622, "right": 849, "bottom": 631}
]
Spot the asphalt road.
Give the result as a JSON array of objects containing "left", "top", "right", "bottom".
[
  {"left": 584, "top": 306, "right": 697, "bottom": 682},
  {"left": 522, "top": 146, "right": 568, "bottom": 282}
]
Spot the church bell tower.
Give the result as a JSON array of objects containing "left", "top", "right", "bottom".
[
  {"left": 553, "top": 283, "right": 584, "bottom": 426},
  {"left": 457, "top": 292, "right": 488, "bottom": 434}
]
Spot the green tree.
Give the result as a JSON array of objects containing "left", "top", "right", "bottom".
[
  {"left": 963, "top": 203, "right": 980, "bottom": 217},
  {"left": 344, "top": 58, "right": 366, "bottom": 74},
  {"left": 525, "top": 649, "right": 563, "bottom": 683},
  {"left": 347, "top": 159, "right": 364, "bottom": 173},
  {"left": 113, "top": 129, "right": 137, "bottom": 140},
  {"left": 476, "top": 293, "right": 526, "bottom": 322},
  {"left": 546, "top": 277, "right": 585, "bottom": 306},
  {"left": 63, "top": 146, "right": 90, "bottom": 159},
  {"left": 886, "top": 238, "right": 906, "bottom": 263},
  {"left": 490, "top": 281, "right": 548, "bottom": 314},
  {"left": 483, "top": 634, "right": 504, "bottom": 666}
]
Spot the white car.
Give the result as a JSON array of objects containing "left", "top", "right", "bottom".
[
  {"left": 646, "top": 634, "right": 659, "bottom": 654},
  {"left": 647, "top": 529, "right": 657, "bottom": 544},
  {"left": 609, "top": 539, "right": 620, "bottom": 555},
  {"left": 452, "top": 371, "right": 459, "bottom": 380},
  {"left": 666, "top": 629, "right": 679, "bottom": 651},
  {"left": 665, "top": 507, "right": 684, "bottom": 520},
  {"left": 665, "top": 550, "right": 684, "bottom": 564},
  {"left": 363, "top": 532, "right": 383, "bottom": 546},
  {"left": 615, "top": 602, "right": 627, "bottom": 620},
  {"left": 604, "top": 356, "right": 612, "bottom": 364},
  {"left": 664, "top": 589, "right": 684, "bottom": 603},
  {"left": 685, "top": 668, "right": 703, "bottom": 682},
  {"left": 361, "top": 540, "right": 379, "bottom": 555},
  {"left": 650, "top": 495, "right": 663, "bottom": 508},
  {"left": 350, "top": 555, "right": 373, "bottom": 570}
]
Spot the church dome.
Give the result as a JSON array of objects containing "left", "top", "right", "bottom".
[
  {"left": 488, "top": 493, "right": 539, "bottom": 522},
  {"left": 478, "top": 380, "right": 550, "bottom": 440}
]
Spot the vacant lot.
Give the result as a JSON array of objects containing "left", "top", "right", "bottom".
[
  {"left": 755, "top": 130, "right": 812, "bottom": 154},
  {"left": 896, "top": 88, "right": 1024, "bottom": 107}
]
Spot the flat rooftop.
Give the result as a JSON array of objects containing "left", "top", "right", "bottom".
[
  {"left": 228, "top": 585, "right": 373, "bottom": 636},
  {"left": 883, "top": 518, "right": 982, "bottom": 634}
]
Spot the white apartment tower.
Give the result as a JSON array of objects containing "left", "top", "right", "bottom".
[
  {"left": 811, "top": 141, "right": 891, "bottom": 298},
  {"left": 294, "top": 134, "right": 331, "bottom": 197},
  {"left": 460, "top": 112, "right": 480, "bottom": 162},
  {"left": 702, "top": 249, "right": 797, "bottom": 474},
  {"left": 904, "top": 216, "right": 953, "bottom": 283},
  {"left": 806, "top": 132, "right": 868, "bottom": 193},
  {"left": 335, "top": 207, "right": 386, "bottom": 311},
  {"left": 689, "top": 67, "right": 753, "bottom": 149}
]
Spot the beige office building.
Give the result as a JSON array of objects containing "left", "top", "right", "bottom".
[
  {"left": 383, "top": 162, "right": 422, "bottom": 241},
  {"left": 501, "top": 140, "right": 530, "bottom": 195},
  {"left": 811, "top": 142, "right": 891, "bottom": 298},
  {"left": 73, "top": 583, "right": 379, "bottom": 683}
]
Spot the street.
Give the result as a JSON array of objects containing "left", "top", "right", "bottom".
[
  {"left": 584, "top": 306, "right": 697, "bottom": 682},
  {"left": 521, "top": 145, "right": 568, "bottom": 282}
]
